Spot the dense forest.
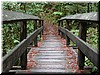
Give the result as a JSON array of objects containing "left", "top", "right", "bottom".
[{"left": 2, "top": 1, "right": 99, "bottom": 73}]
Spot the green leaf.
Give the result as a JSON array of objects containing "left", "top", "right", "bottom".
[
  {"left": 14, "top": 40, "right": 20, "bottom": 44},
  {"left": 53, "top": 12, "right": 63, "bottom": 15}
]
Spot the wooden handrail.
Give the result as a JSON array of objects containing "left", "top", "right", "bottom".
[
  {"left": 3, "top": 26, "right": 43, "bottom": 72},
  {"left": 58, "top": 26, "right": 98, "bottom": 68}
]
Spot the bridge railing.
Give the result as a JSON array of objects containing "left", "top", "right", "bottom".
[
  {"left": 58, "top": 12, "right": 99, "bottom": 69},
  {"left": 2, "top": 10, "right": 43, "bottom": 72}
]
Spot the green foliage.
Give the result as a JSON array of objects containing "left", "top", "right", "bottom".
[
  {"left": 27, "top": 21, "right": 34, "bottom": 35},
  {"left": 86, "top": 26, "right": 98, "bottom": 50},
  {"left": 52, "top": 11, "right": 63, "bottom": 24},
  {"left": 2, "top": 23, "right": 20, "bottom": 53},
  {"left": 85, "top": 57, "right": 98, "bottom": 73},
  {"left": 70, "top": 29, "right": 79, "bottom": 36},
  {"left": 70, "top": 23, "right": 98, "bottom": 73},
  {"left": 85, "top": 57, "right": 94, "bottom": 66},
  {"left": 2, "top": 2, "right": 99, "bottom": 71},
  {"left": 91, "top": 66, "right": 98, "bottom": 73}
]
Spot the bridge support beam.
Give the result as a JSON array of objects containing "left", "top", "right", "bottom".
[
  {"left": 20, "top": 21, "right": 27, "bottom": 69},
  {"left": 78, "top": 22, "right": 87, "bottom": 70}
]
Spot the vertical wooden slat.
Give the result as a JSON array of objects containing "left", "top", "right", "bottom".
[
  {"left": 58, "top": 21, "right": 60, "bottom": 35},
  {"left": 61, "top": 20, "right": 64, "bottom": 38},
  {"left": 39, "top": 20, "right": 41, "bottom": 38},
  {"left": 66, "top": 20, "right": 70, "bottom": 45},
  {"left": 78, "top": 22, "right": 87, "bottom": 70},
  {"left": 34, "top": 20, "right": 37, "bottom": 46},
  {"left": 41, "top": 20, "right": 44, "bottom": 35},
  {"left": 20, "top": 21, "right": 27, "bottom": 41},
  {"left": 20, "top": 21, "right": 27, "bottom": 70}
]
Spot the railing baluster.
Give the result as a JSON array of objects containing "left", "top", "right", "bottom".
[
  {"left": 61, "top": 20, "right": 64, "bottom": 38},
  {"left": 58, "top": 21, "right": 60, "bottom": 35},
  {"left": 78, "top": 22, "right": 87, "bottom": 70},
  {"left": 34, "top": 20, "right": 37, "bottom": 46},
  {"left": 20, "top": 21, "right": 27, "bottom": 70},
  {"left": 39, "top": 20, "right": 42, "bottom": 38},
  {"left": 65, "top": 20, "right": 70, "bottom": 46},
  {"left": 41, "top": 20, "right": 44, "bottom": 35}
]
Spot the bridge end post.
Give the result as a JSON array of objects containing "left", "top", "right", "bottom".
[
  {"left": 78, "top": 22, "right": 87, "bottom": 70},
  {"left": 39, "top": 20, "right": 42, "bottom": 39},
  {"left": 41, "top": 20, "right": 44, "bottom": 35},
  {"left": 65, "top": 20, "right": 70, "bottom": 46},
  {"left": 61, "top": 20, "right": 65, "bottom": 38},
  {"left": 20, "top": 21, "right": 27, "bottom": 70},
  {"left": 58, "top": 21, "right": 60, "bottom": 35}
]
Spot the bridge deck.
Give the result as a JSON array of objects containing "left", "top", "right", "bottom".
[
  {"left": 9, "top": 21, "right": 91, "bottom": 74},
  {"left": 14, "top": 35, "right": 78, "bottom": 74},
  {"left": 14, "top": 21, "right": 79, "bottom": 74}
]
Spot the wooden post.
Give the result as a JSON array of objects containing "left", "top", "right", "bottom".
[
  {"left": 78, "top": 22, "right": 87, "bottom": 70},
  {"left": 39, "top": 20, "right": 41, "bottom": 38},
  {"left": 58, "top": 21, "right": 60, "bottom": 35},
  {"left": 20, "top": 21, "right": 27, "bottom": 70},
  {"left": 61, "top": 20, "right": 64, "bottom": 38},
  {"left": 41, "top": 20, "right": 44, "bottom": 35},
  {"left": 34, "top": 20, "right": 37, "bottom": 46},
  {"left": 66, "top": 20, "right": 70, "bottom": 46}
]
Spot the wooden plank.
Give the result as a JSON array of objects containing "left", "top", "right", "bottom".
[
  {"left": 78, "top": 22, "right": 87, "bottom": 69},
  {"left": 3, "top": 10, "right": 40, "bottom": 22},
  {"left": 3, "top": 26, "right": 43, "bottom": 72},
  {"left": 59, "top": 27, "right": 98, "bottom": 68},
  {"left": 59, "top": 12, "right": 98, "bottom": 22}
]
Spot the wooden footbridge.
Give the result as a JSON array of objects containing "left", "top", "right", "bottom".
[{"left": 2, "top": 10, "right": 99, "bottom": 74}]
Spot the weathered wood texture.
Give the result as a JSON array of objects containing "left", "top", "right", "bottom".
[
  {"left": 34, "top": 20, "right": 38, "bottom": 46},
  {"left": 3, "top": 10, "right": 41, "bottom": 23},
  {"left": 58, "top": 21, "right": 60, "bottom": 35},
  {"left": 78, "top": 22, "right": 87, "bottom": 69},
  {"left": 61, "top": 21, "right": 64, "bottom": 38},
  {"left": 39, "top": 20, "right": 42, "bottom": 38},
  {"left": 20, "top": 21, "right": 27, "bottom": 41},
  {"left": 65, "top": 20, "right": 70, "bottom": 45},
  {"left": 58, "top": 27, "right": 98, "bottom": 68},
  {"left": 41, "top": 20, "right": 44, "bottom": 35},
  {"left": 20, "top": 21, "right": 27, "bottom": 69},
  {"left": 59, "top": 12, "right": 98, "bottom": 22},
  {"left": 3, "top": 26, "right": 43, "bottom": 72}
]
